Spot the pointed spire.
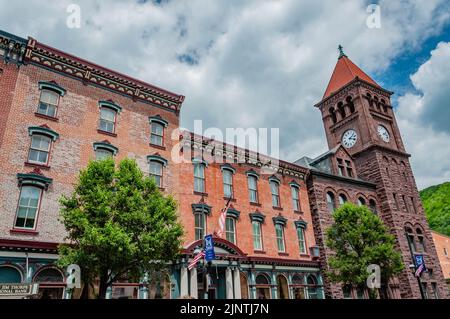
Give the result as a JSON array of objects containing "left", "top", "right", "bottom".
[
  {"left": 338, "top": 45, "right": 347, "bottom": 59},
  {"left": 322, "top": 47, "right": 380, "bottom": 99}
]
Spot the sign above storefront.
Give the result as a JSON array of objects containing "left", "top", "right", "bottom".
[{"left": 0, "top": 283, "right": 39, "bottom": 297}]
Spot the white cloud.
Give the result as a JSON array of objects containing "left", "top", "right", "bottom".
[
  {"left": 396, "top": 42, "right": 450, "bottom": 189},
  {"left": 0, "top": 0, "right": 449, "bottom": 188}
]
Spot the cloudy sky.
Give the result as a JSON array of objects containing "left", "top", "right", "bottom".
[{"left": 1, "top": 0, "right": 449, "bottom": 189}]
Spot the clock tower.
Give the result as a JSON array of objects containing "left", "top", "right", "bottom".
[{"left": 314, "top": 46, "right": 449, "bottom": 299}]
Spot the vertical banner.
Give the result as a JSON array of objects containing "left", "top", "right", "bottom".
[{"left": 204, "top": 234, "right": 215, "bottom": 262}]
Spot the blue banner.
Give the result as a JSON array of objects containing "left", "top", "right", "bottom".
[{"left": 204, "top": 234, "right": 215, "bottom": 262}]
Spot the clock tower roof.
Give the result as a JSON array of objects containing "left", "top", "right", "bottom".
[{"left": 323, "top": 46, "right": 380, "bottom": 99}]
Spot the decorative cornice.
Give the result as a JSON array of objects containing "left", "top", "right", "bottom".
[
  {"left": 181, "top": 132, "right": 308, "bottom": 180},
  {"left": 0, "top": 30, "right": 27, "bottom": 66},
  {"left": 272, "top": 215, "right": 287, "bottom": 226},
  {"left": 93, "top": 141, "right": 118, "bottom": 155},
  {"left": 220, "top": 163, "right": 236, "bottom": 174},
  {"left": 17, "top": 171, "right": 53, "bottom": 190},
  {"left": 147, "top": 154, "right": 168, "bottom": 167},
  {"left": 310, "top": 169, "right": 376, "bottom": 188},
  {"left": 227, "top": 206, "right": 240, "bottom": 219},
  {"left": 23, "top": 36, "right": 185, "bottom": 113},
  {"left": 192, "top": 203, "right": 212, "bottom": 215},
  {"left": 28, "top": 125, "right": 59, "bottom": 141},
  {"left": 315, "top": 77, "right": 393, "bottom": 109},
  {"left": 294, "top": 220, "right": 308, "bottom": 229},
  {"left": 99, "top": 100, "right": 122, "bottom": 113},
  {"left": 149, "top": 115, "right": 169, "bottom": 127},
  {"left": 249, "top": 211, "right": 266, "bottom": 223},
  {"left": 38, "top": 81, "right": 66, "bottom": 96}
]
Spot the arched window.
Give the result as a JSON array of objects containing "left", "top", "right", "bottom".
[
  {"left": 329, "top": 107, "right": 337, "bottom": 124},
  {"left": 291, "top": 184, "right": 300, "bottom": 211},
  {"left": 15, "top": 186, "right": 42, "bottom": 229},
  {"left": 277, "top": 275, "right": 289, "bottom": 299},
  {"left": 255, "top": 274, "right": 271, "bottom": 299},
  {"left": 369, "top": 199, "right": 377, "bottom": 214},
  {"left": 366, "top": 93, "right": 373, "bottom": 107},
  {"left": 405, "top": 227, "right": 416, "bottom": 253},
  {"left": 34, "top": 267, "right": 64, "bottom": 283},
  {"left": 346, "top": 96, "right": 355, "bottom": 113},
  {"left": 98, "top": 101, "right": 122, "bottom": 135},
  {"left": 148, "top": 155, "right": 168, "bottom": 188},
  {"left": 292, "top": 274, "right": 306, "bottom": 299},
  {"left": 93, "top": 141, "right": 118, "bottom": 160},
  {"left": 194, "top": 212, "right": 206, "bottom": 241},
  {"left": 338, "top": 194, "right": 347, "bottom": 205},
  {"left": 0, "top": 266, "right": 22, "bottom": 284},
  {"left": 270, "top": 178, "right": 281, "bottom": 207},
  {"left": 357, "top": 197, "right": 366, "bottom": 206},
  {"left": 374, "top": 96, "right": 380, "bottom": 111},
  {"left": 337, "top": 101, "right": 346, "bottom": 119},
  {"left": 381, "top": 99, "right": 388, "bottom": 113},
  {"left": 240, "top": 273, "right": 249, "bottom": 299},
  {"left": 193, "top": 160, "right": 207, "bottom": 193},
  {"left": 416, "top": 228, "right": 426, "bottom": 252},
  {"left": 37, "top": 81, "right": 66, "bottom": 118},
  {"left": 225, "top": 216, "right": 236, "bottom": 244},
  {"left": 326, "top": 192, "right": 335, "bottom": 213},
  {"left": 306, "top": 275, "right": 319, "bottom": 299},
  {"left": 222, "top": 167, "right": 234, "bottom": 198},
  {"left": 27, "top": 126, "right": 59, "bottom": 166}
]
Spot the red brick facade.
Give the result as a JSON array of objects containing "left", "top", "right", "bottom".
[{"left": 0, "top": 31, "right": 448, "bottom": 299}]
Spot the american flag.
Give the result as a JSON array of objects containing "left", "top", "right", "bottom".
[
  {"left": 188, "top": 251, "right": 205, "bottom": 270},
  {"left": 415, "top": 263, "right": 425, "bottom": 277},
  {"left": 215, "top": 197, "right": 232, "bottom": 238}
]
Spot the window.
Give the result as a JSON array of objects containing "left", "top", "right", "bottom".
[
  {"left": 306, "top": 275, "right": 319, "bottom": 299},
  {"left": 291, "top": 186, "right": 300, "bottom": 211},
  {"left": 343, "top": 285, "right": 352, "bottom": 299},
  {"left": 431, "top": 283, "right": 439, "bottom": 299},
  {"left": 150, "top": 122, "right": 164, "bottom": 146},
  {"left": 410, "top": 197, "right": 416, "bottom": 214},
  {"left": 421, "top": 283, "right": 429, "bottom": 299},
  {"left": 357, "top": 197, "right": 366, "bottom": 206},
  {"left": 275, "top": 224, "right": 285, "bottom": 252},
  {"left": 194, "top": 163, "right": 206, "bottom": 193},
  {"left": 28, "top": 135, "right": 51, "bottom": 165},
  {"left": 337, "top": 158, "right": 344, "bottom": 176},
  {"left": 99, "top": 107, "right": 117, "bottom": 133},
  {"left": 150, "top": 161, "right": 164, "bottom": 188},
  {"left": 297, "top": 227, "right": 306, "bottom": 254},
  {"left": 270, "top": 180, "right": 280, "bottom": 207},
  {"left": 38, "top": 89, "right": 59, "bottom": 117},
  {"left": 345, "top": 160, "right": 353, "bottom": 177},
  {"left": 393, "top": 193, "right": 398, "bottom": 210},
  {"left": 225, "top": 217, "right": 236, "bottom": 244},
  {"left": 406, "top": 228, "right": 416, "bottom": 253},
  {"left": 194, "top": 213, "right": 205, "bottom": 241},
  {"left": 95, "top": 149, "right": 113, "bottom": 160},
  {"left": 252, "top": 221, "right": 263, "bottom": 250},
  {"left": 444, "top": 248, "right": 448, "bottom": 256},
  {"left": 402, "top": 195, "right": 410, "bottom": 213},
  {"left": 355, "top": 287, "right": 365, "bottom": 299},
  {"left": 338, "top": 194, "right": 347, "bottom": 205},
  {"left": 14, "top": 186, "right": 42, "bottom": 229},
  {"left": 369, "top": 199, "right": 377, "bottom": 214},
  {"left": 326, "top": 192, "right": 335, "bottom": 213},
  {"left": 248, "top": 175, "right": 258, "bottom": 203},
  {"left": 223, "top": 169, "right": 233, "bottom": 198}
]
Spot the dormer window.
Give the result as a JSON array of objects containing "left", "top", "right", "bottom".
[
  {"left": 345, "top": 160, "right": 353, "bottom": 177},
  {"left": 337, "top": 158, "right": 344, "bottom": 176}
]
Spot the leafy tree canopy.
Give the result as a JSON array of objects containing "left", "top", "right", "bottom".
[
  {"left": 420, "top": 182, "right": 450, "bottom": 236},
  {"left": 57, "top": 158, "right": 183, "bottom": 297},
  {"left": 326, "top": 203, "right": 403, "bottom": 297}
]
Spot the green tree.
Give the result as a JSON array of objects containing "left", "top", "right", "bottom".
[
  {"left": 326, "top": 203, "right": 403, "bottom": 299},
  {"left": 58, "top": 158, "right": 183, "bottom": 298},
  {"left": 420, "top": 182, "right": 450, "bottom": 236}
]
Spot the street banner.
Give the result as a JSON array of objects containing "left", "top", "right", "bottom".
[{"left": 204, "top": 234, "right": 215, "bottom": 262}]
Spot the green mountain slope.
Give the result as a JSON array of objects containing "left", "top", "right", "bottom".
[{"left": 420, "top": 182, "right": 450, "bottom": 236}]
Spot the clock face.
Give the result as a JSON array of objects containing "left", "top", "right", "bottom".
[
  {"left": 342, "top": 129, "right": 357, "bottom": 148},
  {"left": 377, "top": 125, "right": 390, "bottom": 142}
]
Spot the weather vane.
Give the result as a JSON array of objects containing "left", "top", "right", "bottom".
[{"left": 338, "top": 44, "right": 347, "bottom": 59}]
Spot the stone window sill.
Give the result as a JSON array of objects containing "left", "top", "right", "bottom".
[
  {"left": 278, "top": 252, "right": 289, "bottom": 257},
  {"left": 149, "top": 143, "right": 166, "bottom": 151},
  {"left": 25, "top": 161, "right": 50, "bottom": 170},
  {"left": 34, "top": 112, "right": 59, "bottom": 122},
  {"left": 253, "top": 250, "right": 266, "bottom": 254},
  {"left": 250, "top": 202, "right": 261, "bottom": 207},
  {"left": 194, "top": 191, "right": 208, "bottom": 197},
  {"left": 273, "top": 206, "right": 283, "bottom": 211},
  {"left": 97, "top": 129, "right": 117, "bottom": 138},
  {"left": 10, "top": 229, "right": 39, "bottom": 235}
]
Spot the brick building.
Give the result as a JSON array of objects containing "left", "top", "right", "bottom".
[
  {"left": 431, "top": 231, "right": 450, "bottom": 291},
  {"left": 0, "top": 30, "right": 323, "bottom": 299},
  {"left": 0, "top": 30, "right": 447, "bottom": 299}
]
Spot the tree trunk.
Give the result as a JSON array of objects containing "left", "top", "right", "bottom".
[{"left": 98, "top": 272, "right": 109, "bottom": 299}]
